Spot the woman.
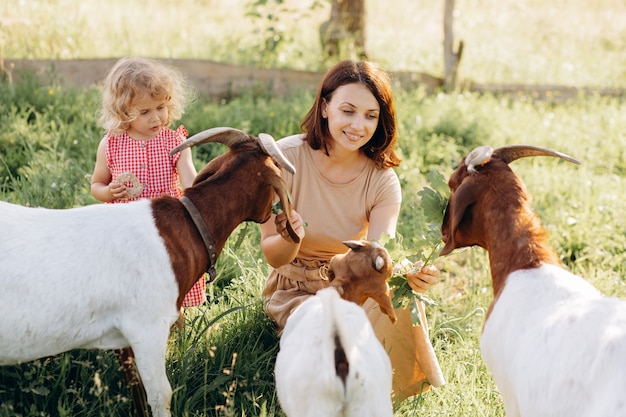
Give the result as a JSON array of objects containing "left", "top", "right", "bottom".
[{"left": 261, "top": 60, "right": 445, "bottom": 402}]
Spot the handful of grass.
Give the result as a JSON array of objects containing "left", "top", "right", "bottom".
[
  {"left": 382, "top": 168, "right": 449, "bottom": 326},
  {"left": 271, "top": 196, "right": 308, "bottom": 226},
  {"left": 271, "top": 201, "right": 283, "bottom": 215}
]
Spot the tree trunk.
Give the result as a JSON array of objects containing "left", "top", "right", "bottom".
[
  {"left": 443, "top": 0, "right": 463, "bottom": 91},
  {"left": 319, "top": 0, "right": 368, "bottom": 61}
]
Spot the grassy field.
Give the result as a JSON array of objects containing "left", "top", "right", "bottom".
[{"left": 1, "top": 1, "right": 625, "bottom": 416}]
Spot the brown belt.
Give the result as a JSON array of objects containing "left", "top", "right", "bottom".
[{"left": 275, "top": 259, "right": 330, "bottom": 282}]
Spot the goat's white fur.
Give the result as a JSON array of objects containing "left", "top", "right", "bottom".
[
  {"left": 275, "top": 287, "right": 393, "bottom": 417},
  {"left": 0, "top": 200, "right": 179, "bottom": 417},
  {"left": 465, "top": 145, "right": 493, "bottom": 173},
  {"left": 1, "top": 127, "right": 297, "bottom": 417},
  {"left": 481, "top": 264, "right": 626, "bottom": 417}
]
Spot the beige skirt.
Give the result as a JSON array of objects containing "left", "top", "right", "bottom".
[{"left": 263, "top": 258, "right": 445, "bottom": 403}]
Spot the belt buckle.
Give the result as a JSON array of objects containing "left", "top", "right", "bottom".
[{"left": 318, "top": 264, "right": 330, "bottom": 280}]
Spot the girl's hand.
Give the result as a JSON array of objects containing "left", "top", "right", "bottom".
[
  {"left": 274, "top": 209, "right": 306, "bottom": 243},
  {"left": 108, "top": 182, "right": 128, "bottom": 200},
  {"left": 406, "top": 260, "right": 439, "bottom": 293}
]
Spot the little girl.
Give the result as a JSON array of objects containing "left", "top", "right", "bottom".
[{"left": 90, "top": 56, "right": 206, "bottom": 308}]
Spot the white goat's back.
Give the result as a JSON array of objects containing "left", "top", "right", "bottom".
[
  {"left": 0, "top": 200, "right": 180, "bottom": 364},
  {"left": 481, "top": 264, "right": 626, "bottom": 417},
  {"left": 275, "top": 287, "right": 393, "bottom": 417}
]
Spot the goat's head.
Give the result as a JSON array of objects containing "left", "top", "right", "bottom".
[
  {"left": 439, "top": 145, "right": 580, "bottom": 256},
  {"left": 327, "top": 240, "right": 397, "bottom": 323},
  {"left": 170, "top": 127, "right": 300, "bottom": 243}
]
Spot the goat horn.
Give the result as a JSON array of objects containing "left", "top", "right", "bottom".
[
  {"left": 258, "top": 133, "right": 296, "bottom": 175},
  {"left": 170, "top": 127, "right": 249, "bottom": 155},
  {"left": 493, "top": 145, "right": 581, "bottom": 165}
]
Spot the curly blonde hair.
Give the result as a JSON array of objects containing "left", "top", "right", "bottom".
[{"left": 99, "top": 57, "right": 193, "bottom": 134}]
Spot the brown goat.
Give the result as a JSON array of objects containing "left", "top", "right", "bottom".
[
  {"left": 440, "top": 145, "right": 579, "bottom": 299},
  {"left": 327, "top": 240, "right": 397, "bottom": 323},
  {"left": 436, "top": 146, "right": 626, "bottom": 417},
  {"left": 160, "top": 128, "right": 299, "bottom": 307},
  {"left": 0, "top": 127, "right": 298, "bottom": 417}
]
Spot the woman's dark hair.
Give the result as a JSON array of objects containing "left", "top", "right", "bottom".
[{"left": 300, "top": 60, "right": 401, "bottom": 169}]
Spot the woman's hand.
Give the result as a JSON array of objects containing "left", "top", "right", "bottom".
[
  {"left": 261, "top": 207, "right": 304, "bottom": 268},
  {"left": 406, "top": 260, "right": 439, "bottom": 293},
  {"left": 274, "top": 209, "right": 306, "bottom": 243}
]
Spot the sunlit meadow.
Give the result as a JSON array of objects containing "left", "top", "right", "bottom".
[{"left": 1, "top": 1, "right": 625, "bottom": 416}]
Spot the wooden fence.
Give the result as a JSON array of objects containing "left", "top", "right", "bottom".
[
  {"left": 2, "top": 58, "right": 443, "bottom": 99},
  {"left": 3, "top": 58, "right": 623, "bottom": 100}
]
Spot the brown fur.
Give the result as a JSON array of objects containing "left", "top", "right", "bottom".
[
  {"left": 152, "top": 137, "right": 296, "bottom": 308},
  {"left": 440, "top": 154, "right": 560, "bottom": 308},
  {"left": 114, "top": 133, "right": 297, "bottom": 417},
  {"left": 327, "top": 240, "right": 397, "bottom": 323}
]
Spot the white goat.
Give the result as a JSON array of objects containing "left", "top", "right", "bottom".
[
  {"left": 440, "top": 145, "right": 626, "bottom": 417},
  {"left": 275, "top": 240, "right": 397, "bottom": 417},
  {"left": 0, "top": 127, "right": 299, "bottom": 417}
]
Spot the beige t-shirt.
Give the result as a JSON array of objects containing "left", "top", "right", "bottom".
[{"left": 277, "top": 134, "right": 402, "bottom": 261}]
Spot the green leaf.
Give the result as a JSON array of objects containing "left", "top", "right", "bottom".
[
  {"left": 427, "top": 168, "right": 449, "bottom": 196},
  {"left": 418, "top": 191, "right": 447, "bottom": 225},
  {"left": 232, "top": 223, "right": 250, "bottom": 250},
  {"left": 385, "top": 169, "right": 448, "bottom": 326},
  {"left": 271, "top": 201, "right": 282, "bottom": 214}
]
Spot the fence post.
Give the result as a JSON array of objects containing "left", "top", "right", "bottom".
[{"left": 443, "top": 0, "right": 464, "bottom": 91}]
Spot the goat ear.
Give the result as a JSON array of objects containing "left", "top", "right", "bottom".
[
  {"left": 270, "top": 177, "right": 300, "bottom": 244},
  {"left": 439, "top": 179, "right": 485, "bottom": 256},
  {"left": 372, "top": 288, "right": 397, "bottom": 324},
  {"left": 342, "top": 240, "right": 364, "bottom": 251}
]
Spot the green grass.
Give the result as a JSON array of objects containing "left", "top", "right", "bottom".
[
  {"left": 1, "top": 1, "right": 626, "bottom": 415},
  {"left": 1, "top": 74, "right": 625, "bottom": 416}
]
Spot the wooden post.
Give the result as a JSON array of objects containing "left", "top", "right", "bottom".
[
  {"left": 319, "top": 0, "right": 368, "bottom": 61},
  {"left": 443, "top": 0, "right": 464, "bottom": 91}
]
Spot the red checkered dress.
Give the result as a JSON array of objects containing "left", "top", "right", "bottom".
[{"left": 105, "top": 125, "right": 207, "bottom": 307}]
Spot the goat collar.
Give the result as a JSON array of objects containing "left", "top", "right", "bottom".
[{"left": 180, "top": 196, "right": 218, "bottom": 282}]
